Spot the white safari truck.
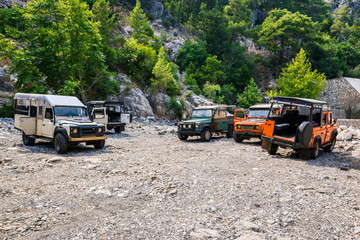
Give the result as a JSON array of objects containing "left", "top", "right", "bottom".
[{"left": 14, "top": 93, "right": 107, "bottom": 153}]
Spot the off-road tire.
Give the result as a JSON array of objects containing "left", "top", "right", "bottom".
[
  {"left": 324, "top": 137, "right": 336, "bottom": 152},
  {"left": 93, "top": 140, "right": 105, "bottom": 149},
  {"left": 178, "top": 133, "right": 188, "bottom": 141},
  {"left": 201, "top": 128, "right": 212, "bottom": 142},
  {"left": 226, "top": 125, "right": 234, "bottom": 138},
  {"left": 234, "top": 133, "right": 244, "bottom": 143},
  {"left": 54, "top": 133, "right": 68, "bottom": 154},
  {"left": 311, "top": 140, "right": 320, "bottom": 159},
  {"left": 22, "top": 132, "right": 35, "bottom": 146},
  {"left": 115, "top": 127, "right": 121, "bottom": 133},
  {"left": 268, "top": 144, "right": 278, "bottom": 155}
]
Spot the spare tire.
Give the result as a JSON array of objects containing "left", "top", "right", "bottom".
[{"left": 296, "top": 121, "right": 313, "bottom": 147}]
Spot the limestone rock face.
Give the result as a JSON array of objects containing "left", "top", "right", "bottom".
[
  {"left": 189, "top": 93, "right": 214, "bottom": 107},
  {"left": 119, "top": 88, "right": 155, "bottom": 118},
  {"left": 148, "top": 92, "right": 176, "bottom": 119}
]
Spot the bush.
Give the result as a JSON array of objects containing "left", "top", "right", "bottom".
[
  {"left": 0, "top": 99, "right": 14, "bottom": 118},
  {"left": 186, "top": 91, "right": 193, "bottom": 99},
  {"left": 168, "top": 97, "right": 186, "bottom": 120}
]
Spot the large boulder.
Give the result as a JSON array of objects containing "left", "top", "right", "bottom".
[
  {"left": 119, "top": 88, "right": 155, "bottom": 118},
  {"left": 0, "top": 67, "right": 13, "bottom": 92},
  {"left": 189, "top": 93, "right": 214, "bottom": 107},
  {"left": 164, "top": 38, "right": 185, "bottom": 60},
  {"left": 337, "top": 130, "right": 353, "bottom": 141},
  {"left": 142, "top": 0, "right": 164, "bottom": 18},
  {"left": 148, "top": 92, "right": 176, "bottom": 119}
]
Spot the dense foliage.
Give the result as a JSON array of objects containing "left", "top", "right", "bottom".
[{"left": 1, "top": 0, "right": 360, "bottom": 109}]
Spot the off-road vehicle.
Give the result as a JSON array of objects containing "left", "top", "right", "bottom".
[
  {"left": 14, "top": 93, "right": 107, "bottom": 153},
  {"left": 86, "top": 101, "right": 132, "bottom": 133},
  {"left": 234, "top": 104, "right": 281, "bottom": 143},
  {"left": 261, "top": 96, "right": 338, "bottom": 159},
  {"left": 177, "top": 105, "right": 235, "bottom": 142}
]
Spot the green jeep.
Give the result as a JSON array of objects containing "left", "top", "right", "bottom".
[{"left": 177, "top": 105, "right": 235, "bottom": 142}]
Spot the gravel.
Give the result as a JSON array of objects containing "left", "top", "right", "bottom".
[{"left": 0, "top": 118, "right": 359, "bottom": 239}]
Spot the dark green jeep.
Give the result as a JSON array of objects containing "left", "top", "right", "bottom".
[{"left": 177, "top": 105, "right": 235, "bottom": 142}]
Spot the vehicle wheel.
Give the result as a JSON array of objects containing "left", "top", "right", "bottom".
[
  {"left": 178, "top": 133, "right": 188, "bottom": 140},
  {"left": 226, "top": 125, "right": 234, "bottom": 138},
  {"left": 54, "top": 133, "right": 68, "bottom": 154},
  {"left": 115, "top": 127, "right": 121, "bottom": 133},
  {"left": 311, "top": 140, "right": 320, "bottom": 159},
  {"left": 234, "top": 133, "right": 244, "bottom": 143},
  {"left": 324, "top": 137, "right": 336, "bottom": 152},
  {"left": 201, "top": 128, "right": 212, "bottom": 142},
  {"left": 268, "top": 144, "right": 278, "bottom": 155},
  {"left": 22, "top": 132, "right": 35, "bottom": 146},
  {"left": 93, "top": 140, "right": 105, "bottom": 149}
]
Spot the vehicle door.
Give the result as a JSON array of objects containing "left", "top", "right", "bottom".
[
  {"left": 212, "top": 109, "right": 228, "bottom": 131},
  {"left": 92, "top": 107, "right": 108, "bottom": 127},
  {"left": 42, "top": 107, "right": 55, "bottom": 138},
  {"left": 325, "top": 112, "right": 334, "bottom": 143},
  {"left": 16, "top": 98, "right": 37, "bottom": 135},
  {"left": 234, "top": 109, "right": 246, "bottom": 124},
  {"left": 320, "top": 112, "right": 328, "bottom": 144}
]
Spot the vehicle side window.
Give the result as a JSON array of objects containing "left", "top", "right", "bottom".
[
  {"left": 312, "top": 108, "right": 321, "bottom": 127},
  {"left": 214, "top": 110, "right": 226, "bottom": 118},
  {"left": 15, "top": 99, "right": 29, "bottom": 115},
  {"left": 322, "top": 113, "right": 327, "bottom": 126},
  {"left": 30, "top": 99, "right": 37, "bottom": 117},
  {"left": 45, "top": 108, "right": 53, "bottom": 120},
  {"left": 93, "top": 109, "right": 105, "bottom": 119},
  {"left": 328, "top": 113, "right": 332, "bottom": 125}
]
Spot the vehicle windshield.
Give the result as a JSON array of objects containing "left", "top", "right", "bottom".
[
  {"left": 54, "top": 107, "right": 87, "bottom": 117},
  {"left": 192, "top": 109, "right": 212, "bottom": 118},
  {"left": 248, "top": 109, "right": 269, "bottom": 118}
]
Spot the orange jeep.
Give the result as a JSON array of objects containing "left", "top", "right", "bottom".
[
  {"left": 233, "top": 104, "right": 280, "bottom": 142},
  {"left": 261, "top": 97, "right": 338, "bottom": 159}
]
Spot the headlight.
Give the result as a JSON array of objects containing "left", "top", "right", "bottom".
[
  {"left": 98, "top": 127, "right": 103, "bottom": 133},
  {"left": 237, "top": 125, "right": 241, "bottom": 129},
  {"left": 254, "top": 125, "right": 259, "bottom": 130},
  {"left": 73, "top": 128, "right": 78, "bottom": 134},
  {"left": 195, "top": 124, "right": 200, "bottom": 129}
]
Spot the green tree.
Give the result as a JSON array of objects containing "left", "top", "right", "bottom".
[
  {"left": 224, "top": 0, "right": 252, "bottom": 43},
  {"left": 4, "top": 0, "right": 115, "bottom": 100},
  {"left": 150, "top": 47, "right": 181, "bottom": 96},
  {"left": 330, "top": 7, "right": 352, "bottom": 41},
  {"left": 129, "top": 0, "right": 154, "bottom": 44},
  {"left": 277, "top": 48, "right": 327, "bottom": 98},
  {"left": 117, "top": 37, "right": 157, "bottom": 86},
  {"left": 258, "top": 9, "right": 315, "bottom": 68},
  {"left": 176, "top": 41, "right": 209, "bottom": 71},
  {"left": 236, "top": 78, "right": 261, "bottom": 108},
  {"left": 198, "top": 5, "right": 231, "bottom": 56},
  {"left": 203, "top": 81, "right": 221, "bottom": 102}
]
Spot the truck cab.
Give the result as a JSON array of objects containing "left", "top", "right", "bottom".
[
  {"left": 233, "top": 104, "right": 280, "bottom": 143},
  {"left": 177, "top": 105, "right": 235, "bottom": 142},
  {"left": 14, "top": 93, "right": 107, "bottom": 153}
]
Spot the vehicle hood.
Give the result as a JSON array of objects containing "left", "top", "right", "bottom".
[
  {"left": 56, "top": 118, "right": 97, "bottom": 126},
  {"left": 180, "top": 118, "right": 210, "bottom": 124},
  {"left": 240, "top": 118, "right": 266, "bottom": 124}
]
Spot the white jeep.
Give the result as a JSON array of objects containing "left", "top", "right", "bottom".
[{"left": 14, "top": 93, "right": 107, "bottom": 153}]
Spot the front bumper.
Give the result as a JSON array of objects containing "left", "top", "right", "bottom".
[
  {"left": 69, "top": 136, "right": 107, "bottom": 142},
  {"left": 177, "top": 129, "right": 201, "bottom": 136},
  {"left": 234, "top": 130, "right": 262, "bottom": 138}
]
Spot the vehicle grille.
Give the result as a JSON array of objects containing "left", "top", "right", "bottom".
[
  {"left": 241, "top": 125, "right": 252, "bottom": 131},
  {"left": 80, "top": 126, "right": 98, "bottom": 136}
]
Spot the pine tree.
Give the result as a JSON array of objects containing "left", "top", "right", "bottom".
[
  {"left": 277, "top": 48, "right": 327, "bottom": 98},
  {"left": 129, "top": 0, "right": 154, "bottom": 44},
  {"left": 150, "top": 48, "right": 181, "bottom": 96},
  {"left": 237, "top": 78, "right": 261, "bottom": 108}
]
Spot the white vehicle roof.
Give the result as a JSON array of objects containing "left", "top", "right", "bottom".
[{"left": 14, "top": 93, "right": 85, "bottom": 107}]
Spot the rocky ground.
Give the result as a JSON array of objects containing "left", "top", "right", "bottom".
[{"left": 0, "top": 118, "right": 360, "bottom": 240}]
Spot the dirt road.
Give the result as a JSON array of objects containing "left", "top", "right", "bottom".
[{"left": 0, "top": 119, "right": 360, "bottom": 239}]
